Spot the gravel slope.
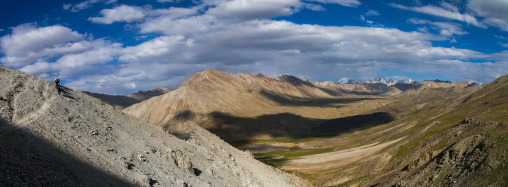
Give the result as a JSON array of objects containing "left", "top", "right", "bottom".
[{"left": 0, "top": 66, "right": 309, "bottom": 187}]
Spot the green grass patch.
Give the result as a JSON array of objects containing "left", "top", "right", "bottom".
[
  {"left": 262, "top": 147, "right": 334, "bottom": 158},
  {"left": 253, "top": 147, "right": 334, "bottom": 170},
  {"left": 254, "top": 154, "right": 290, "bottom": 168},
  {"left": 439, "top": 114, "right": 465, "bottom": 125},
  {"left": 227, "top": 136, "right": 326, "bottom": 147}
]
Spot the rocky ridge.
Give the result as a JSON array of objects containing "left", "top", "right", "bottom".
[{"left": 0, "top": 66, "right": 309, "bottom": 186}]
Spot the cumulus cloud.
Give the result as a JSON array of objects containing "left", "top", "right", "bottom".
[
  {"left": 0, "top": 24, "right": 90, "bottom": 67},
  {"left": 89, "top": 5, "right": 146, "bottom": 24},
  {"left": 139, "top": 15, "right": 216, "bottom": 35},
  {"left": 467, "top": 0, "right": 508, "bottom": 31},
  {"left": 74, "top": 19, "right": 487, "bottom": 94},
  {"left": 19, "top": 41, "right": 123, "bottom": 85},
  {"left": 390, "top": 3, "right": 486, "bottom": 28},
  {"left": 409, "top": 18, "right": 468, "bottom": 36},
  {"left": 206, "top": 0, "right": 302, "bottom": 20},
  {"left": 7, "top": 0, "right": 507, "bottom": 95},
  {"left": 66, "top": 0, "right": 117, "bottom": 12}
]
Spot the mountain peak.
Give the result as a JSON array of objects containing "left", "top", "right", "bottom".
[
  {"left": 337, "top": 77, "right": 399, "bottom": 85},
  {"left": 147, "top": 87, "right": 172, "bottom": 92}
]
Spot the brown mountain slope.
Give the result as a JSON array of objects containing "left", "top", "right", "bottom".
[
  {"left": 277, "top": 74, "right": 506, "bottom": 186},
  {"left": 123, "top": 69, "right": 357, "bottom": 139},
  {"left": 83, "top": 87, "right": 173, "bottom": 110},
  {"left": 124, "top": 69, "right": 478, "bottom": 141},
  {"left": 0, "top": 66, "right": 309, "bottom": 186}
]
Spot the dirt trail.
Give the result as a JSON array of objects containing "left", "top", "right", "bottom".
[{"left": 284, "top": 137, "right": 405, "bottom": 172}]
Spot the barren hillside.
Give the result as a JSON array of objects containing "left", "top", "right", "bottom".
[
  {"left": 0, "top": 66, "right": 309, "bottom": 186},
  {"left": 123, "top": 69, "right": 478, "bottom": 141},
  {"left": 276, "top": 75, "right": 505, "bottom": 186},
  {"left": 123, "top": 69, "right": 356, "bottom": 140}
]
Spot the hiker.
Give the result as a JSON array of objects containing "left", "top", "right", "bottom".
[{"left": 54, "top": 79, "right": 61, "bottom": 95}]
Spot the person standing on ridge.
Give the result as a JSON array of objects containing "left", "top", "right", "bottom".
[{"left": 54, "top": 79, "right": 61, "bottom": 95}]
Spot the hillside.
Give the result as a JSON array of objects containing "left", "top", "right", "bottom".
[
  {"left": 0, "top": 66, "right": 309, "bottom": 186},
  {"left": 277, "top": 75, "right": 505, "bottom": 186},
  {"left": 83, "top": 87, "right": 173, "bottom": 110},
  {"left": 123, "top": 69, "right": 477, "bottom": 141},
  {"left": 122, "top": 69, "right": 505, "bottom": 186},
  {"left": 123, "top": 69, "right": 359, "bottom": 140}
]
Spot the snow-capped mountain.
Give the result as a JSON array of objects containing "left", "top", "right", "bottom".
[{"left": 337, "top": 77, "right": 415, "bottom": 86}]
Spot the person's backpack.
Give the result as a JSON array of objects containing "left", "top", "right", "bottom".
[{"left": 55, "top": 79, "right": 60, "bottom": 84}]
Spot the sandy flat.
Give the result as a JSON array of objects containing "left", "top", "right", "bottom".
[{"left": 284, "top": 137, "right": 405, "bottom": 172}]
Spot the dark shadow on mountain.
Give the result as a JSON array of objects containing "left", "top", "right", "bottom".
[
  {"left": 344, "top": 91, "right": 385, "bottom": 95},
  {"left": 278, "top": 75, "right": 316, "bottom": 87},
  {"left": 317, "top": 87, "right": 342, "bottom": 96},
  {"left": 83, "top": 91, "right": 139, "bottom": 108},
  {"left": 206, "top": 112, "right": 321, "bottom": 141},
  {"left": 259, "top": 90, "right": 376, "bottom": 107},
  {"left": 60, "top": 86, "right": 75, "bottom": 100},
  {"left": 173, "top": 110, "right": 195, "bottom": 121},
  {"left": 164, "top": 112, "right": 195, "bottom": 140},
  {"left": 0, "top": 118, "right": 135, "bottom": 187},
  {"left": 316, "top": 112, "right": 395, "bottom": 136},
  {"left": 465, "top": 83, "right": 479, "bottom": 88},
  {"left": 83, "top": 90, "right": 170, "bottom": 110},
  {"left": 392, "top": 83, "right": 416, "bottom": 92},
  {"left": 205, "top": 112, "right": 394, "bottom": 141}
]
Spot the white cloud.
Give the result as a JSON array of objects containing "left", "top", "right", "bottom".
[
  {"left": 390, "top": 3, "right": 486, "bottom": 28},
  {"left": 306, "top": 0, "right": 361, "bottom": 7},
  {"left": 149, "top": 7, "right": 199, "bottom": 17},
  {"left": 63, "top": 3, "right": 72, "bottom": 10},
  {"left": 384, "top": 60, "right": 508, "bottom": 83},
  {"left": 365, "top": 9, "right": 380, "bottom": 16},
  {"left": 468, "top": 0, "right": 508, "bottom": 32},
  {"left": 89, "top": 5, "right": 146, "bottom": 24},
  {"left": 9, "top": 1, "right": 508, "bottom": 95},
  {"left": 391, "top": 76, "right": 410, "bottom": 80},
  {"left": 206, "top": 0, "right": 302, "bottom": 20},
  {"left": 87, "top": 19, "right": 486, "bottom": 93},
  {"left": 68, "top": 0, "right": 117, "bottom": 12},
  {"left": 15, "top": 18, "right": 490, "bottom": 94},
  {"left": 119, "top": 35, "right": 187, "bottom": 62},
  {"left": 139, "top": 15, "right": 216, "bottom": 35},
  {"left": 18, "top": 39, "right": 122, "bottom": 79},
  {"left": 409, "top": 18, "right": 468, "bottom": 36},
  {"left": 0, "top": 24, "right": 90, "bottom": 67},
  {"left": 304, "top": 3, "right": 325, "bottom": 11}
]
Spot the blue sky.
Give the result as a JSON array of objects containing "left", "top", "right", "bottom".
[{"left": 1, "top": 0, "right": 508, "bottom": 95}]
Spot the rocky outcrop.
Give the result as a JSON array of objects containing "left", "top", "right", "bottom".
[{"left": 0, "top": 66, "right": 309, "bottom": 186}]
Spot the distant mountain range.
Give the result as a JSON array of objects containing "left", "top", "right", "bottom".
[{"left": 337, "top": 77, "right": 415, "bottom": 86}]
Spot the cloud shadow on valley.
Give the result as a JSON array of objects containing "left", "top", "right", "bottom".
[
  {"left": 259, "top": 90, "right": 377, "bottom": 107},
  {"left": 203, "top": 111, "right": 394, "bottom": 141}
]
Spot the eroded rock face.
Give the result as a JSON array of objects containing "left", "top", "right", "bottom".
[
  {"left": 396, "top": 133, "right": 497, "bottom": 187},
  {"left": 0, "top": 67, "right": 310, "bottom": 187}
]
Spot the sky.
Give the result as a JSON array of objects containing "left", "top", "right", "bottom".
[{"left": 1, "top": 0, "right": 508, "bottom": 95}]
